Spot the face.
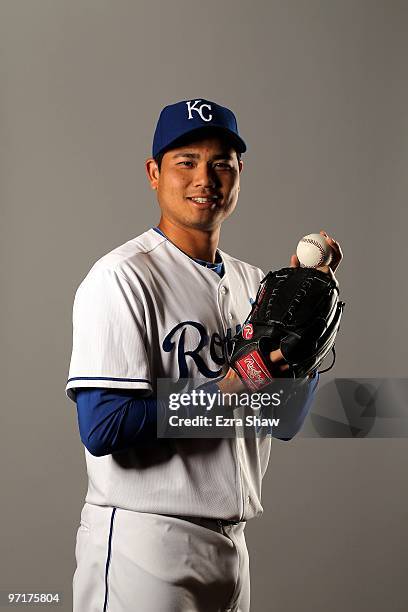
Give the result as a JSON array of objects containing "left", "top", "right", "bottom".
[{"left": 146, "top": 136, "right": 243, "bottom": 232}]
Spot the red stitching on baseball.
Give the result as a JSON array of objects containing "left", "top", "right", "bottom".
[{"left": 301, "top": 238, "right": 326, "bottom": 267}]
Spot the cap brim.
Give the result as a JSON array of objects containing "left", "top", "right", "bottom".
[{"left": 157, "top": 125, "right": 247, "bottom": 158}]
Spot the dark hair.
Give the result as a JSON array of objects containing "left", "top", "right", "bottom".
[{"left": 153, "top": 128, "right": 242, "bottom": 171}]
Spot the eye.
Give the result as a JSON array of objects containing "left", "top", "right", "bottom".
[
  {"left": 214, "top": 162, "right": 233, "bottom": 169},
  {"left": 177, "top": 160, "right": 194, "bottom": 167}
]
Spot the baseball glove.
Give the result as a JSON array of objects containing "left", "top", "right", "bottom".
[{"left": 229, "top": 267, "right": 345, "bottom": 390}]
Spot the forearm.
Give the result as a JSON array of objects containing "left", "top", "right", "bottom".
[{"left": 216, "top": 368, "right": 319, "bottom": 440}]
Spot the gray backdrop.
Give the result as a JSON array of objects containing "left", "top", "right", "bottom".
[{"left": 1, "top": 1, "right": 407, "bottom": 611}]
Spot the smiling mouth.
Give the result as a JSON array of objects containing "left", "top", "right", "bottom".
[{"left": 187, "top": 196, "right": 221, "bottom": 204}]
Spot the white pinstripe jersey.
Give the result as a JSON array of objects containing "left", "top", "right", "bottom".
[{"left": 66, "top": 227, "right": 272, "bottom": 520}]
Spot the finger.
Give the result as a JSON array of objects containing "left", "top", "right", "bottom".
[
  {"left": 269, "top": 348, "right": 290, "bottom": 374},
  {"left": 320, "top": 231, "right": 340, "bottom": 256},
  {"left": 316, "top": 264, "right": 331, "bottom": 274},
  {"left": 320, "top": 230, "right": 343, "bottom": 272},
  {"left": 290, "top": 253, "right": 300, "bottom": 268},
  {"left": 269, "top": 348, "right": 284, "bottom": 363},
  {"left": 328, "top": 237, "right": 343, "bottom": 271}
]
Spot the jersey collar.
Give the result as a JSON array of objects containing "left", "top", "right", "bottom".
[{"left": 152, "top": 226, "right": 224, "bottom": 277}]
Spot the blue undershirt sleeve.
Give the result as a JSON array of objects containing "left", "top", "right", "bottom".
[
  {"left": 76, "top": 388, "right": 161, "bottom": 456},
  {"left": 76, "top": 380, "right": 219, "bottom": 457},
  {"left": 274, "top": 371, "right": 319, "bottom": 441}
]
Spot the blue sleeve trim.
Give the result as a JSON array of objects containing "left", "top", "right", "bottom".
[{"left": 67, "top": 376, "right": 151, "bottom": 385}]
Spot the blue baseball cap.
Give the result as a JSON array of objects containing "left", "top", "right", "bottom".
[{"left": 152, "top": 98, "right": 247, "bottom": 158}]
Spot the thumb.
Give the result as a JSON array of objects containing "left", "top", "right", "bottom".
[{"left": 290, "top": 254, "right": 300, "bottom": 268}]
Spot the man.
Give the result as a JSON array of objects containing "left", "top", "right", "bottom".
[{"left": 66, "top": 98, "right": 342, "bottom": 612}]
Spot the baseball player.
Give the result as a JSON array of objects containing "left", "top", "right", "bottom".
[{"left": 66, "top": 98, "right": 342, "bottom": 612}]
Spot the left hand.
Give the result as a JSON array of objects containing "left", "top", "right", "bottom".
[{"left": 272, "top": 230, "right": 343, "bottom": 372}]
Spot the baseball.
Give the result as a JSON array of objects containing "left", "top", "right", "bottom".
[{"left": 296, "top": 233, "right": 332, "bottom": 268}]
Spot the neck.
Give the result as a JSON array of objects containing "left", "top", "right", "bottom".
[{"left": 158, "top": 218, "right": 220, "bottom": 263}]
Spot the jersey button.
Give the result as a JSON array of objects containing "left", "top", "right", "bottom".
[
  {"left": 228, "top": 312, "right": 233, "bottom": 320},
  {"left": 220, "top": 286, "right": 227, "bottom": 295}
]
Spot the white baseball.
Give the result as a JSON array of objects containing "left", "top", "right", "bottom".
[{"left": 296, "top": 233, "right": 332, "bottom": 268}]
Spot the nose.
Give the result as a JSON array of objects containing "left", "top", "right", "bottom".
[{"left": 192, "top": 163, "right": 218, "bottom": 189}]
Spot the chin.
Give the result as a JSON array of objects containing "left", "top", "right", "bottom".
[
  {"left": 187, "top": 219, "right": 222, "bottom": 232},
  {"left": 179, "top": 210, "right": 222, "bottom": 230}
]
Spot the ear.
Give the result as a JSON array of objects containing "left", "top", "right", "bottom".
[
  {"left": 238, "top": 159, "right": 244, "bottom": 174},
  {"left": 146, "top": 158, "right": 160, "bottom": 190}
]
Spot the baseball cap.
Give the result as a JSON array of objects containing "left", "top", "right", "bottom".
[{"left": 152, "top": 98, "right": 247, "bottom": 158}]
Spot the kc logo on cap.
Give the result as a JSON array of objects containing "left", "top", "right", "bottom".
[{"left": 186, "top": 100, "right": 213, "bottom": 122}]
